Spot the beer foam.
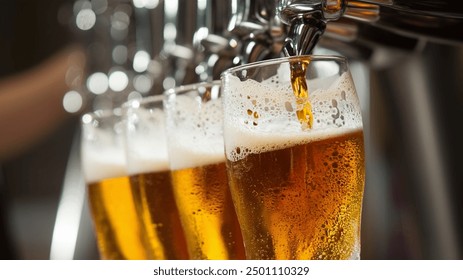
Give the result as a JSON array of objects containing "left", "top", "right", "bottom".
[
  {"left": 223, "top": 71, "right": 363, "bottom": 162},
  {"left": 166, "top": 95, "right": 225, "bottom": 170},
  {"left": 168, "top": 137, "right": 225, "bottom": 170},
  {"left": 125, "top": 107, "right": 170, "bottom": 175},
  {"left": 81, "top": 148, "right": 128, "bottom": 183},
  {"left": 126, "top": 148, "right": 170, "bottom": 175}
]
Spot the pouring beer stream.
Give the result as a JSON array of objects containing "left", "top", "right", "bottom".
[{"left": 278, "top": 0, "right": 346, "bottom": 130}]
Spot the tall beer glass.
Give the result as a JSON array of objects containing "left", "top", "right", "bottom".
[
  {"left": 124, "top": 96, "right": 189, "bottom": 260},
  {"left": 80, "top": 110, "right": 147, "bottom": 260},
  {"left": 222, "top": 55, "right": 365, "bottom": 260},
  {"left": 164, "top": 81, "right": 245, "bottom": 260}
]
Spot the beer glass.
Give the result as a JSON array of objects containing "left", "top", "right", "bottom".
[
  {"left": 80, "top": 109, "right": 147, "bottom": 260},
  {"left": 221, "top": 55, "right": 365, "bottom": 260},
  {"left": 124, "top": 96, "right": 189, "bottom": 260},
  {"left": 163, "top": 81, "right": 245, "bottom": 260}
]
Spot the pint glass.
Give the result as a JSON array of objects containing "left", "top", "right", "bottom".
[
  {"left": 164, "top": 81, "right": 245, "bottom": 260},
  {"left": 80, "top": 109, "right": 147, "bottom": 260},
  {"left": 124, "top": 96, "right": 189, "bottom": 260},
  {"left": 221, "top": 55, "right": 365, "bottom": 260}
]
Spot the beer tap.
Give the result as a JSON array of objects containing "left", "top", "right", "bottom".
[
  {"left": 276, "top": 0, "right": 392, "bottom": 55},
  {"left": 192, "top": 0, "right": 236, "bottom": 81},
  {"left": 277, "top": 0, "right": 347, "bottom": 55},
  {"left": 227, "top": 0, "right": 284, "bottom": 63},
  {"left": 158, "top": 0, "right": 198, "bottom": 88},
  {"left": 277, "top": 0, "right": 463, "bottom": 56},
  {"left": 192, "top": 0, "right": 286, "bottom": 81}
]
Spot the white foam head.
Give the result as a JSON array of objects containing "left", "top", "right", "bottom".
[
  {"left": 168, "top": 138, "right": 225, "bottom": 170},
  {"left": 80, "top": 114, "right": 128, "bottom": 183},
  {"left": 223, "top": 68, "right": 363, "bottom": 162},
  {"left": 126, "top": 146, "right": 170, "bottom": 175},
  {"left": 81, "top": 147, "right": 127, "bottom": 183},
  {"left": 125, "top": 106, "right": 170, "bottom": 175},
  {"left": 165, "top": 94, "right": 225, "bottom": 170}
]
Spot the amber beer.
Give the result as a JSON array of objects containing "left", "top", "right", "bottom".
[
  {"left": 86, "top": 177, "right": 148, "bottom": 260},
  {"left": 81, "top": 112, "right": 147, "bottom": 260},
  {"left": 83, "top": 153, "right": 148, "bottom": 260},
  {"left": 125, "top": 96, "right": 189, "bottom": 259},
  {"left": 222, "top": 55, "right": 365, "bottom": 259},
  {"left": 164, "top": 82, "right": 245, "bottom": 260},
  {"left": 170, "top": 156, "right": 245, "bottom": 260},
  {"left": 129, "top": 169, "right": 189, "bottom": 259},
  {"left": 226, "top": 129, "right": 364, "bottom": 259}
]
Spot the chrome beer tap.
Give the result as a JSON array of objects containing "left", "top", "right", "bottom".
[
  {"left": 192, "top": 0, "right": 237, "bottom": 81},
  {"left": 193, "top": 0, "right": 285, "bottom": 80},
  {"left": 277, "top": 0, "right": 463, "bottom": 56},
  {"left": 277, "top": 0, "right": 347, "bottom": 55},
  {"left": 227, "top": 0, "right": 284, "bottom": 63}
]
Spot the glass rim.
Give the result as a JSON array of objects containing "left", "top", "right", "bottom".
[
  {"left": 163, "top": 80, "right": 221, "bottom": 97},
  {"left": 81, "top": 108, "right": 123, "bottom": 124},
  {"left": 121, "top": 94, "right": 164, "bottom": 109},
  {"left": 221, "top": 55, "right": 347, "bottom": 77}
]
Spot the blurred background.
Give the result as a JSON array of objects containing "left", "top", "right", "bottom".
[{"left": 0, "top": 0, "right": 462, "bottom": 260}]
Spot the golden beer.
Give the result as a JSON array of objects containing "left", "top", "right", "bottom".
[
  {"left": 81, "top": 110, "right": 148, "bottom": 260},
  {"left": 124, "top": 96, "right": 190, "bottom": 260},
  {"left": 129, "top": 170, "right": 189, "bottom": 259},
  {"left": 170, "top": 161, "right": 245, "bottom": 260},
  {"left": 222, "top": 55, "right": 365, "bottom": 259},
  {"left": 226, "top": 129, "right": 364, "bottom": 260},
  {"left": 164, "top": 81, "right": 245, "bottom": 260},
  {"left": 87, "top": 176, "right": 148, "bottom": 260}
]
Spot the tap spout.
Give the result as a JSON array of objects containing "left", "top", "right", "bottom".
[{"left": 277, "top": 0, "right": 346, "bottom": 55}]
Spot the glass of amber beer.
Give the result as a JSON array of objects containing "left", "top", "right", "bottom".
[
  {"left": 80, "top": 109, "right": 148, "bottom": 259},
  {"left": 123, "top": 96, "right": 189, "bottom": 259},
  {"left": 221, "top": 55, "right": 365, "bottom": 260},
  {"left": 163, "top": 81, "right": 245, "bottom": 260}
]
